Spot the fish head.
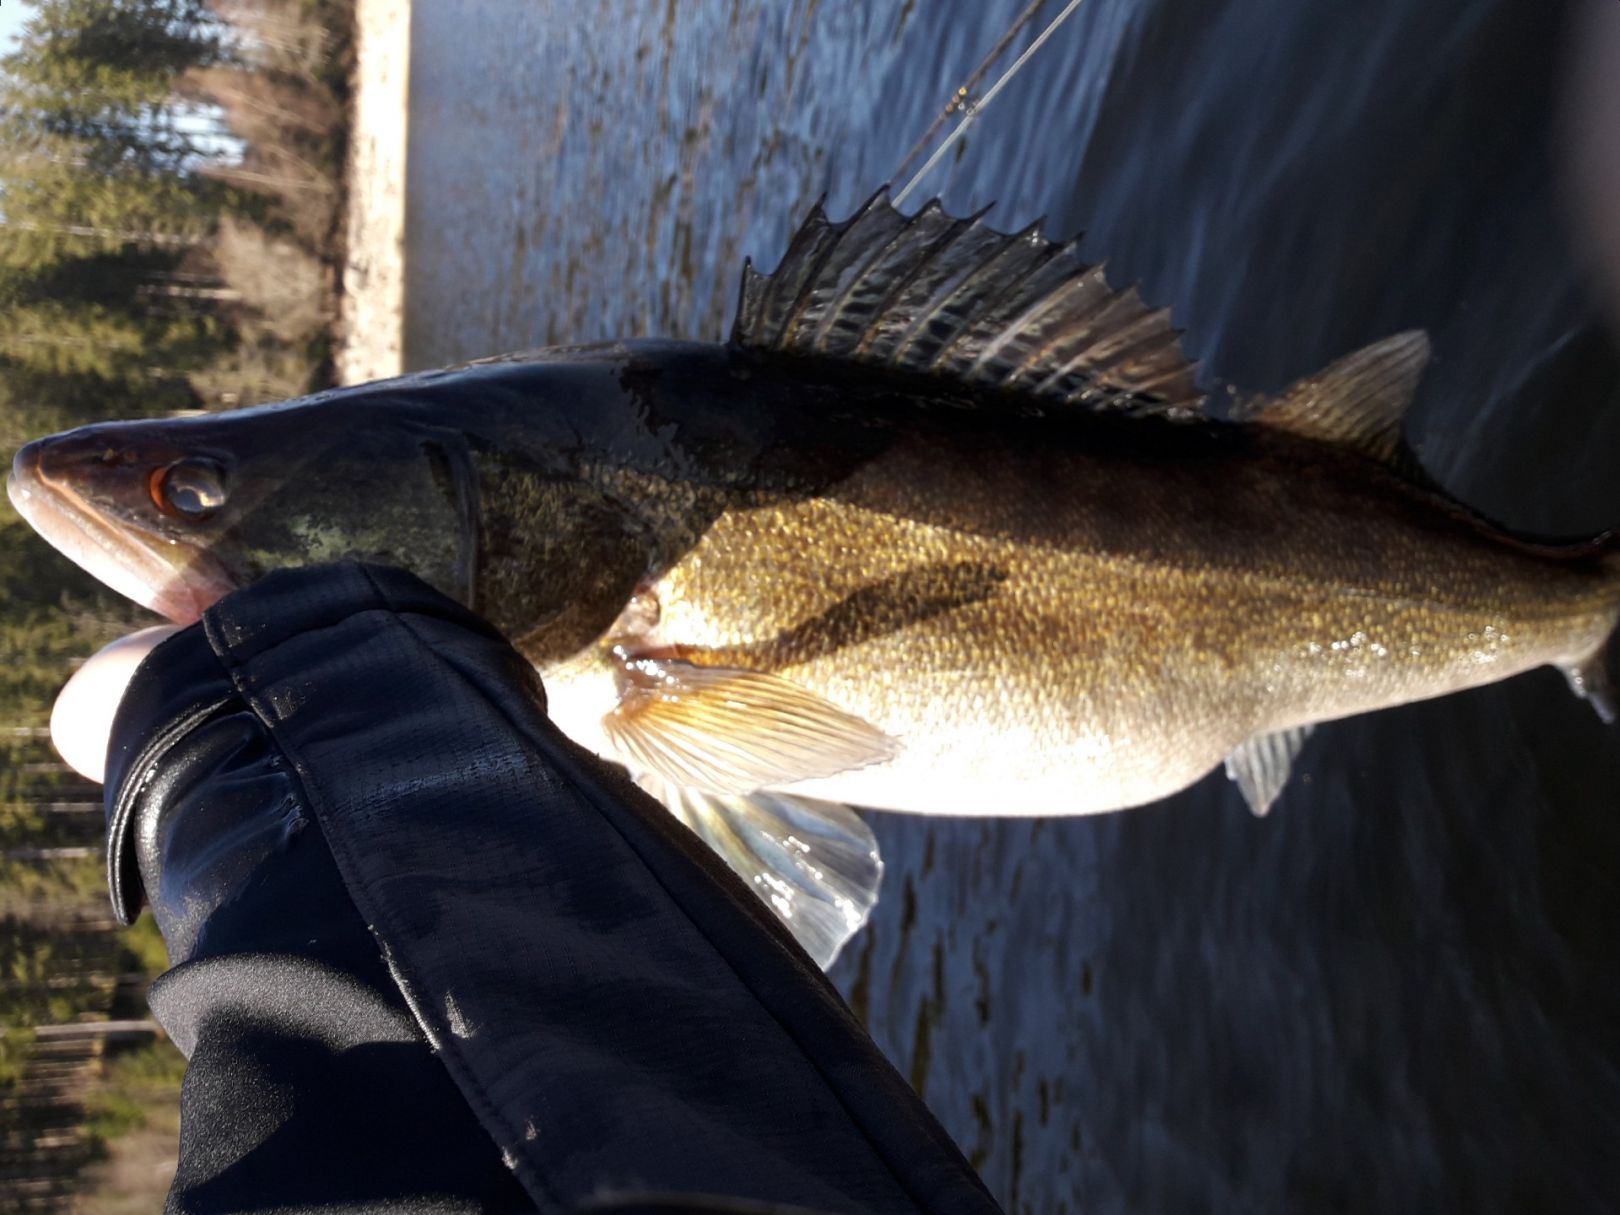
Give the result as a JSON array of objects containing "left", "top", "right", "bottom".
[{"left": 8, "top": 398, "right": 480, "bottom": 624}]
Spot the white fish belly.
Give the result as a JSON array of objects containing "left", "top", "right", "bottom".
[
  {"left": 533, "top": 482, "right": 1619, "bottom": 819},
  {"left": 537, "top": 645, "right": 1224, "bottom": 816}
]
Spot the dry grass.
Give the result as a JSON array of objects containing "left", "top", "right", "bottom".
[
  {"left": 70, "top": 1041, "right": 186, "bottom": 1215},
  {"left": 69, "top": 1121, "right": 182, "bottom": 1215}
]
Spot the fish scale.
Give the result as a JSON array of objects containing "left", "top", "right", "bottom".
[
  {"left": 638, "top": 420, "right": 1615, "bottom": 821},
  {"left": 9, "top": 194, "right": 1618, "bottom": 965}
]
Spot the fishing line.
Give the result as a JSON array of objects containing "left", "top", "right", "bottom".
[
  {"left": 893, "top": 0, "right": 1091, "bottom": 208},
  {"left": 889, "top": 0, "right": 1050, "bottom": 185}
]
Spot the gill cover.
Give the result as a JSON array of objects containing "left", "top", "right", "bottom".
[{"left": 9, "top": 403, "right": 481, "bottom": 622}]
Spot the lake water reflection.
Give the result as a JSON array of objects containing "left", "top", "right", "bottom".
[{"left": 400, "top": 1, "right": 1620, "bottom": 1208}]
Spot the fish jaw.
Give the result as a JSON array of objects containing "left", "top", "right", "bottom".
[{"left": 8, "top": 437, "right": 238, "bottom": 624}]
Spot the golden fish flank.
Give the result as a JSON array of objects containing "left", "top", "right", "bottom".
[
  {"left": 8, "top": 192, "right": 1620, "bottom": 968},
  {"left": 599, "top": 420, "right": 1616, "bottom": 821}
]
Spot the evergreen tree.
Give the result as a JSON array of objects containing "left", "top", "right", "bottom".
[
  {"left": 4, "top": 0, "right": 226, "bottom": 161},
  {"left": 0, "top": 0, "right": 241, "bottom": 242},
  {"left": 0, "top": 2, "right": 246, "bottom": 424}
]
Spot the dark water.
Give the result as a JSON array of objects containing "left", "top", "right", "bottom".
[{"left": 404, "top": 1, "right": 1620, "bottom": 1208}]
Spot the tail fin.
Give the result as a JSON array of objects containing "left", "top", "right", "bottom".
[{"left": 1564, "top": 545, "right": 1620, "bottom": 723}]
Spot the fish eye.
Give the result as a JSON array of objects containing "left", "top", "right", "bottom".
[{"left": 150, "top": 459, "right": 227, "bottom": 522}]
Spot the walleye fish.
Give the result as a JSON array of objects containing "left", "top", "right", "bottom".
[{"left": 10, "top": 194, "right": 1619, "bottom": 964}]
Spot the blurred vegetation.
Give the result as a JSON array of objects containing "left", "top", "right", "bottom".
[
  {"left": 0, "top": 0, "right": 354, "bottom": 1209},
  {"left": 0, "top": 0, "right": 353, "bottom": 422},
  {"left": 82, "top": 1038, "right": 187, "bottom": 1148}
]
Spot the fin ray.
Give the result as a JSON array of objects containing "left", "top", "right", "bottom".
[
  {"left": 603, "top": 656, "right": 897, "bottom": 795},
  {"left": 791, "top": 196, "right": 911, "bottom": 350},
  {"left": 638, "top": 775, "right": 883, "bottom": 968},
  {"left": 1563, "top": 641, "right": 1618, "bottom": 724},
  {"left": 1224, "top": 725, "right": 1315, "bottom": 816},
  {"left": 732, "top": 189, "right": 1204, "bottom": 415},
  {"left": 1240, "top": 331, "right": 1431, "bottom": 462}
]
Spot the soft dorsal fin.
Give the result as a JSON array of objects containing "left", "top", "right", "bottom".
[
  {"left": 1240, "top": 331, "right": 1431, "bottom": 462},
  {"left": 731, "top": 190, "right": 1205, "bottom": 415}
]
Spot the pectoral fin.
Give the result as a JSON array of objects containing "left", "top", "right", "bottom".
[
  {"left": 1224, "top": 725, "right": 1315, "bottom": 816},
  {"left": 638, "top": 775, "right": 883, "bottom": 968},
  {"left": 603, "top": 656, "right": 897, "bottom": 795}
]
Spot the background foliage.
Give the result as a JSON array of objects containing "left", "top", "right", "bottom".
[{"left": 0, "top": 2, "right": 352, "bottom": 1208}]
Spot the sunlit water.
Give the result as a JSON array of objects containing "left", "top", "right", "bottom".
[{"left": 401, "top": 1, "right": 1620, "bottom": 1208}]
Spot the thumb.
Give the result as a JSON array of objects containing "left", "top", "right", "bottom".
[{"left": 53, "top": 625, "right": 183, "bottom": 784}]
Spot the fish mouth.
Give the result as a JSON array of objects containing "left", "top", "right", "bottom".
[{"left": 8, "top": 440, "right": 237, "bottom": 625}]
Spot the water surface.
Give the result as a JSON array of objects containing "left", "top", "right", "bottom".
[{"left": 403, "top": 2, "right": 1620, "bottom": 1208}]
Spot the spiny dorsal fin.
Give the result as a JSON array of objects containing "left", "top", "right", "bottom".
[
  {"left": 1240, "top": 331, "right": 1431, "bottom": 462},
  {"left": 732, "top": 189, "right": 1205, "bottom": 416}
]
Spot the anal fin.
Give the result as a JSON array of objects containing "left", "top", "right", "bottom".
[
  {"left": 1563, "top": 642, "right": 1618, "bottom": 725},
  {"left": 1224, "top": 725, "right": 1316, "bottom": 816},
  {"left": 638, "top": 775, "right": 883, "bottom": 968}
]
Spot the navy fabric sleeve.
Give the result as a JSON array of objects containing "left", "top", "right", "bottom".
[
  {"left": 106, "top": 625, "right": 535, "bottom": 1212},
  {"left": 148, "top": 811, "right": 538, "bottom": 1213},
  {"left": 104, "top": 563, "right": 1004, "bottom": 1215}
]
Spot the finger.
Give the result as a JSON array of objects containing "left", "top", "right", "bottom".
[{"left": 53, "top": 625, "right": 183, "bottom": 784}]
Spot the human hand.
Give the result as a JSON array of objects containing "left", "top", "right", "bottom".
[{"left": 52, "top": 625, "right": 181, "bottom": 783}]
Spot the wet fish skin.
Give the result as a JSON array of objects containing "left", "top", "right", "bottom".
[
  {"left": 10, "top": 192, "right": 1620, "bottom": 964},
  {"left": 10, "top": 337, "right": 1617, "bottom": 820},
  {"left": 5, "top": 385, "right": 484, "bottom": 625},
  {"left": 593, "top": 355, "right": 1619, "bottom": 815}
]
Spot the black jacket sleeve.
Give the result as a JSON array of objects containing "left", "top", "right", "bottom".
[{"left": 103, "top": 562, "right": 1004, "bottom": 1215}]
